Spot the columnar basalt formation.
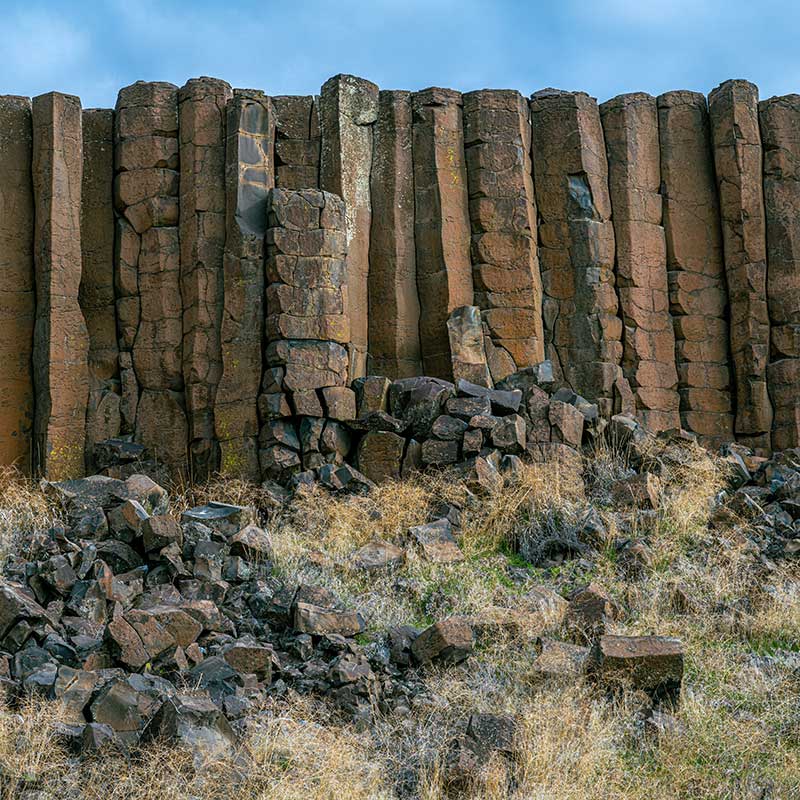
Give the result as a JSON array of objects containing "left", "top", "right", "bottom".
[
  {"left": 412, "top": 88, "right": 474, "bottom": 380},
  {"left": 708, "top": 80, "right": 772, "bottom": 451},
  {"left": 215, "top": 90, "right": 275, "bottom": 481},
  {"left": 759, "top": 94, "right": 800, "bottom": 451},
  {"left": 261, "top": 188, "right": 352, "bottom": 474},
  {"left": 81, "top": 108, "right": 121, "bottom": 467},
  {"left": 529, "top": 89, "right": 625, "bottom": 418},
  {"left": 368, "top": 90, "right": 422, "bottom": 378},
  {"left": 114, "top": 81, "right": 186, "bottom": 475},
  {"left": 657, "top": 91, "right": 734, "bottom": 447},
  {"left": 0, "top": 96, "right": 35, "bottom": 471},
  {"left": 273, "top": 96, "right": 320, "bottom": 190},
  {"left": 31, "top": 92, "right": 90, "bottom": 479},
  {"left": 179, "top": 77, "right": 233, "bottom": 481},
  {"left": 463, "top": 89, "right": 544, "bottom": 382},
  {"left": 600, "top": 93, "right": 680, "bottom": 433},
  {"left": 319, "top": 74, "right": 379, "bottom": 380}
]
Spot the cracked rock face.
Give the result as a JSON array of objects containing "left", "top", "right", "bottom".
[
  {"left": 600, "top": 93, "right": 680, "bottom": 433},
  {"left": 530, "top": 89, "right": 626, "bottom": 419},
  {"left": 657, "top": 90, "right": 734, "bottom": 448},
  {"left": 759, "top": 93, "right": 800, "bottom": 451}
]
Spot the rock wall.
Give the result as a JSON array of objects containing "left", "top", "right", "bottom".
[{"left": 2, "top": 74, "right": 800, "bottom": 479}]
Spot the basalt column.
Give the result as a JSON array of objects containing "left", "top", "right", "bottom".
[
  {"left": 368, "top": 90, "right": 421, "bottom": 378},
  {"left": 708, "top": 80, "right": 772, "bottom": 451},
  {"left": 31, "top": 92, "right": 89, "bottom": 479},
  {"left": 178, "top": 77, "right": 233, "bottom": 481},
  {"left": 81, "top": 108, "right": 120, "bottom": 468},
  {"left": 216, "top": 90, "right": 275, "bottom": 480},
  {"left": 320, "top": 74, "right": 379, "bottom": 380},
  {"left": 0, "top": 97, "right": 35, "bottom": 471},
  {"left": 273, "top": 96, "right": 320, "bottom": 190},
  {"left": 600, "top": 93, "right": 679, "bottom": 432},
  {"left": 412, "top": 88, "right": 474, "bottom": 380},
  {"left": 657, "top": 91, "right": 734, "bottom": 447},
  {"left": 529, "top": 89, "right": 626, "bottom": 418},
  {"left": 114, "top": 81, "right": 186, "bottom": 476},
  {"left": 759, "top": 95, "right": 800, "bottom": 450},
  {"left": 463, "top": 89, "right": 544, "bottom": 382}
]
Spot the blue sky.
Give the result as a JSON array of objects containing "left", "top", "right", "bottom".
[{"left": 2, "top": 0, "right": 799, "bottom": 108}]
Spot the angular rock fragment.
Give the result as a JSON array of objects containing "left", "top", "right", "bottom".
[
  {"left": 409, "top": 518, "right": 464, "bottom": 563},
  {"left": 293, "top": 601, "right": 365, "bottom": 637},
  {"left": 600, "top": 93, "right": 680, "bottom": 433},
  {"left": 31, "top": 92, "right": 90, "bottom": 479},
  {"left": 412, "top": 88, "right": 474, "bottom": 379},
  {"left": 447, "top": 306, "right": 493, "bottom": 387},
  {"left": 412, "top": 617, "right": 474, "bottom": 664},
  {"left": 273, "top": 95, "right": 320, "bottom": 190},
  {"left": 143, "top": 693, "right": 237, "bottom": 754},
  {"left": 357, "top": 430, "right": 405, "bottom": 483}
]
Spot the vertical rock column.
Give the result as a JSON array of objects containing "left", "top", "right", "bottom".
[
  {"left": 114, "top": 81, "right": 186, "bottom": 476},
  {"left": 273, "top": 96, "right": 320, "bottom": 190},
  {"left": 412, "top": 88, "right": 474, "bottom": 380},
  {"left": 708, "top": 80, "right": 772, "bottom": 451},
  {"left": 529, "top": 89, "right": 625, "bottom": 418},
  {"left": 178, "top": 77, "right": 233, "bottom": 481},
  {"left": 463, "top": 89, "right": 544, "bottom": 382},
  {"left": 261, "top": 188, "right": 351, "bottom": 478},
  {"left": 320, "top": 74, "right": 379, "bottom": 381},
  {"left": 215, "top": 90, "right": 275, "bottom": 480},
  {"left": 81, "top": 108, "right": 120, "bottom": 468},
  {"left": 31, "top": 92, "right": 89, "bottom": 479},
  {"left": 657, "top": 91, "right": 734, "bottom": 447},
  {"left": 368, "top": 90, "right": 421, "bottom": 378},
  {"left": 759, "top": 94, "right": 800, "bottom": 450},
  {"left": 600, "top": 93, "right": 680, "bottom": 432},
  {"left": 0, "top": 96, "right": 35, "bottom": 471}
]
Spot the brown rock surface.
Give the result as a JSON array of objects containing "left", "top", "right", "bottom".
[
  {"left": 446, "top": 306, "right": 492, "bottom": 387},
  {"left": 31, "top": 92, "right": 90, "bottom": 479},
  {"left": 463, "top": 89, "right": 544, "bottom": 380},
  {"left": 529, "top": 89, "right": 625, "bottom": 418},
  {"left": 600, "top": 93, "right": 680, "bottom": 433},
  {"left": 709, "top": 80, "right": 772, "bottom": 450},
  {"left": 81, "top": 108, "right": 120, "bottom": 467},
  {"left": 759, "top": 94, "right": 800, "bottom": 450},
  {"left": 657, "top": 90, "right": 734, "bottom": 447},
  {"left": 368, "top": 90, "right": 422, "bottom": 378},
  {"left": 216, "top": 90, "right": 275, "bottom": 480},
  {"left": 320, "top": 75, "right": 379, "bottom": 380},
  {"left": 114, "top": 81, "right": 186, "bottom": 475},
  {"left": 0, "top": 96, "right": 35, "bottom": 471},
  {"left": 273, "top": 95, "right": 320, "bottom": 190},
  {"left": 179, "top": 77, "right": 233, "bottom": 480},
  {"left": 412, "top": 88, "right": 474, "bottom": 380}
]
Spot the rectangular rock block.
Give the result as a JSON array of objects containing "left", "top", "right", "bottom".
[
  {"left": 368, "top": 90, "right": 422, "bottom": 378},
  {"left": 600, "top": 93, "right": 679, "bottom": 433},
  {"left": 216, "top": 90, "right": 274, "bottom": 481},
  {"left": 412, "top": 88, "right": 474, "bottom": 380},
  {"left": 273, "top": 95, "right": 320, "bottom": 190},
  {"left": 320, "top": 74, "right": 379, "bottom": 380},
  {"left": 658, "top": 90, "right": 734, "bottom": 448},
  {"left": 31, "top": 92, "right": 90, "bottom": 479},
  {"left": 0, "top": 96, "right": 35, "bottom": 471},
  {"left": 709, "top": 80, "right": 772, "bottom": 450},
  {"left": 530, "top": 89, "right": 626, "bottom": 418}
]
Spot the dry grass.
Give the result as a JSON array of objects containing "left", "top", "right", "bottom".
[{"left": 0, "top": 441, "right": 798, "bottom": 798}]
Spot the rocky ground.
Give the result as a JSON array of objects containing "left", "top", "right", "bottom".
[{"left": 0, "top": 422, "right": 797, "bottom": 799}]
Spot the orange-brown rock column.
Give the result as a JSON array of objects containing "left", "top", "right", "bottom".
[
  {"left": 600, "top": 93, "right": 680, "bottom": 432},
  {"left": 657, "top": 90, "right": 734, "bottom": 447},
  {"left": 708, "top": 80, "right": 772, "bottom": 452},
  {"left": 368, "top": 89, "right": 422, "bottom": 378},
  {"left": 31, "top": 92, "right": 90, "bottom": 479},
  {"left": 0, "top": 96, "right": 35, "bottom": 472},
  {"left": 412, "top": 87, "right": 474, "bottom": 380}
]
